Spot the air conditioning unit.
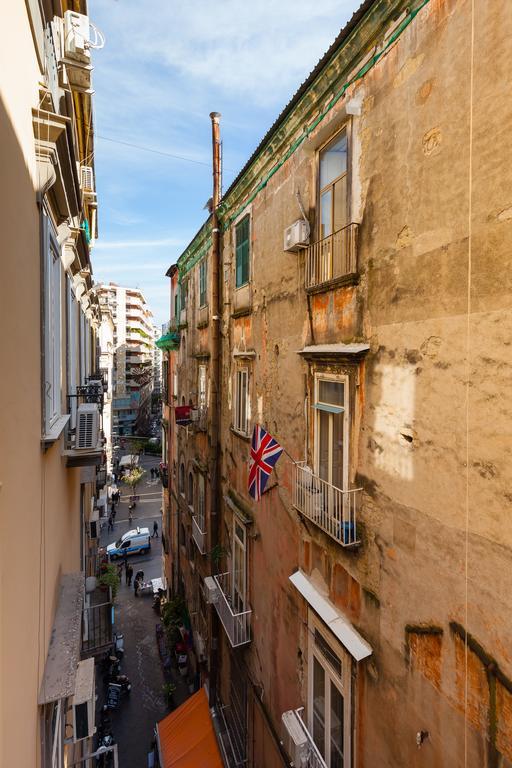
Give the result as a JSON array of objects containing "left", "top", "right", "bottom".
[
  {"left": 203, "top": 576, "right": 219, "bottom": 605},
  {"left": 284, "top": 219, "right": 309, "bottom": 252},
  {"left": 75, "top": 403, "right": 100, "bottom": 450},
  {"left": 72, "top": 658, "right": 95, "bottom": 742},
  {"left": 190, "top": 408, "right": 199, "bottom": 422},
  {"left": 81, "top": 165, "right": 95, "bottom": 193},
  {"left": 64, "top": 10, "right": 90, "bottom": 63},
  {"left": 281, "top": 710, "right": 309, "bottom": 768}
]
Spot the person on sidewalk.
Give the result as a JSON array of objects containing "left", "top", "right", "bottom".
[
  {"left": 107, "top": 514, "right": 114, "bottom": 532},
  {"left": 152, "top": 521, "right": 159, "bottom": 538},
  {"left": 126, "top": 564, "right": 133, "bottom": 587}
]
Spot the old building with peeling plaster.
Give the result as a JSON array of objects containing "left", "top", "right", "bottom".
[{"left": 161, "top": 0, "right": 512, "bottom": 765}]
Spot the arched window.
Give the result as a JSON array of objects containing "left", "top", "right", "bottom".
[
  {"left": 188, "top": 472, "right": 194, "bottom": 511},
  {"left": 179, "top": 462, "right": 185, "bottom": 496}
]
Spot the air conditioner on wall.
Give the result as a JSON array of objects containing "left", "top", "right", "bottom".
[
  {"left": 203, "top": 576, "right": 219, "bottom": 605},
  {"left": 281, "top": 710, "right": 309, "bottom": 768},
  {"left": 284, "top": 219, "right": 309, "bottom": 252},
  {"left": 75, "top": 403, "right": 100, "bottom": 450},
  {"left": 81, "top": 165, "right": 95, "bottom": 193},
  {"left": 72, "top": 658, "right": 95, "bottom": 742},
  {"left": 64, "top": 10, "right": 91, "bottom": 63}
]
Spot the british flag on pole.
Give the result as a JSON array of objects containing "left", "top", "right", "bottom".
[{"left": 248, "top": 424, "right": 284, "bottom": 501}]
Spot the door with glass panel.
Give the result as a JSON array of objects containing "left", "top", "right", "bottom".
[
  {"left": 309, "top": 616, "right": 351, "bottom": 767},
  {"left": 232, "top": 518, "right": 246, "bottom": 615},
  {"left": 318, "top": 129, "right": 349, "bottom": 282}
]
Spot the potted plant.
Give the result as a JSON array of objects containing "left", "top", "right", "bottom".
[{"left": 98, "top": 563, "right": 120, "bottom": 600}]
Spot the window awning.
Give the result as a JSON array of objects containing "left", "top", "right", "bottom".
[
  {"left": 157, "top": 687, "right": 224, "bottom": 768},
  {"left": 298, "top": 343, "right": 370, "bottom": 360},
  {"left": 289, "top": 570, "right": 372, "bottom": 661}
]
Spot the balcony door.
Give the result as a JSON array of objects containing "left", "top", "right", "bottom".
[
  {"left": 314, "top": 375, "right": 348, "bottom": 492},
  {"left": 308, "top": 613, "right": 352, "bottom": 768},
  {"left": 232, "top": 518, "right": 246, "bottom": 615},
  {"left": 319, "top": 129, "right": 348, "bottom": 240}
]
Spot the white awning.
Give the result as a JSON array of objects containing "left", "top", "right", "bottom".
[{"left": 289, "top": 570, "right": 372, "bottom": 661}]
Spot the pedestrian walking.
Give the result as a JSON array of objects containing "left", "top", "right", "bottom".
[
  {"left": 107, "top": 514, "right": 114, "bottom": 532},
  {"left": 152, "top": 521, "right": 159, "bottom": 538},
  {"left": 126, "top": 564, "right": 133, "bottom": 586},
  {"left": 117, "top": 563, "right": 123, "bottom": 580}
]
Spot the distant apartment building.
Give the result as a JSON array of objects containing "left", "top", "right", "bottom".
[
  {"left": 97, "top": 283, "right": 155, "bottom": 436},
  {"left": 161, "top": 2, "right": 512, "bottom": 767},
  {"left": 153, "top": 324, "right": 163, "bottom": 397},
  {"left": 0, "top": 2, "right": 112, "bottom": 766}
]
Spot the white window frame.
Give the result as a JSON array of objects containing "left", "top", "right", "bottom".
[
  {"left": 232, "top": 516, "right": 246, "bottom": 614},
  {"left": 198, "top": 364, "right": 207, "bottom": 410},
  {"left": 188, "top": 471, "right": 194, "bottom": 514},
  {"left": 313, "top": 372, "right": 349, "bottom": 491},
  {"left": 43, "top": 214, "right": 62, "bottom": 433},
  {"left": 307, "top": 611, "right": 352, "bottom": 767},
  {"left": 67, "top": 277, "right": 78, "bottom": 428},
  {"left": 233, "top": 367, "right": 249, "bottom": 436}
]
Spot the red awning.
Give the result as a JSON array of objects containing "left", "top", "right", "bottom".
[{"left": 157, "top": 687, "right": 224, "bottom": 768}]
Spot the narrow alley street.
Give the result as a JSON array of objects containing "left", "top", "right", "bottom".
[{"left": 98, "top": 456, "right": 186, "bottom": 767}]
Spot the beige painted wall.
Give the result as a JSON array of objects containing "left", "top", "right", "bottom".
[{"left": 0, "top": 4, "right": 87, "bottom": 766}]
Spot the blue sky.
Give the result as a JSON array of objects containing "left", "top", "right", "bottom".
[{"left": 89, "top": 0, "right": 359, "bottom": 326}]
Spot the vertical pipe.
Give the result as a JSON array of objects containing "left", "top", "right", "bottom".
[{"left": 209, "top": 112, "right": 222, "bottom": 706}]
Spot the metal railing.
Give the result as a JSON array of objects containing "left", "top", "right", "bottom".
[
  {"left": 82, "top": 596, "right": 113, "bottom": 655},
  {"left": 305, "top": 222, "right": 358, "bottom": 289},
  {"left": 192, "top": 515, "right": 206, "bottom": 554},
  {"left": 213, "top": 572, "right": 252, "bottom": 647},
  {"left": 293, "top": 462, "right": 361, "bottom": 546},
  {"left": 293, "top": 708, "right": 328, "bottom": 768}
]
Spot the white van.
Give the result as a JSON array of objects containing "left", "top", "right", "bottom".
[{"left": 107, "top": 527, "right": 151, "bottom": 559}]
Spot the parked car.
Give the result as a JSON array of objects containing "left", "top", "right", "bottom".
[{"left": 107, "top": 527, "right": 151, "bottom": 559}]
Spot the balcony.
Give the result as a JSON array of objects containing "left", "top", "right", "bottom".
[
  {"left": 192, "top": 515, "right": 206, "bottom": 554},
  {"left": 305, "top": 222, "right": 358, "bottom": 291},
  {"left": 281, "top": 708, "right": 327, "bottom": 768},
  {"left": 213, "top": 572, "right": 251, "bottom": 647},
  {"left": 293, "top": 462, "right": 361, "bottom": 547}
]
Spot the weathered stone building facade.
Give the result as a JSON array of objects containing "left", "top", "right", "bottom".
[{"left": 163, "top": 1, "right": 512, "bottom": 765}]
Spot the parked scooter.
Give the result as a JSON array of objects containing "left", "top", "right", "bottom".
[
  {"left": 96, "top": 711, "right": 116, "bottom": 766},
  {"left": 113, "top": 631, "right": 125, "bottom": 659},
  {"left": 104, "top": 671, "right": 132, "bottom": 693}
]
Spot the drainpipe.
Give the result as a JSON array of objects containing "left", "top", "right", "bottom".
[{"left": 209, "top": 111, "right": 222, "bottom": 706}]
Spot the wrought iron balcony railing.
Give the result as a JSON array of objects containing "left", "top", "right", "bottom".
[
  {"left": 192, "top": 514, "right": 206, "bottom": 554},
  {"left": 293, "top": 462, "right": 361, "bottom": 547},
  {"left": 213, "top": 572, "right": 251, "bottom": 647},
  {"left": 305, "top": 222, "right": 358, "bottom": 290}
]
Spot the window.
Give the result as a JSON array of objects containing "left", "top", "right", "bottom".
[
  {"left": 233, "top": 368, "right": 249, "bottom": 435},
  {"left": 314, "top": 374, "right": 349, "bottom": 491},
  {"left": 308, "top": 614, "right": 351, "bottom": 767},
  {"left": 232, "top": 517, "right": 246, "bottom": 614},
  {"left": 188, "top": 472, "right": 194, "bottom": 512},
  {"left": 66, "top": 278, "right": 78, "bottom": 428},
  {"left": 174, "top": 290, "right": 178, "bottom": 320},
  {"left": 199, "top": 258, "right": 208, "bottom": 307},
  {"left": 235, "top": 215, "right": 250, "bottom": 288},
  {"left": 319, "top": 129, "right": 348, "bottom": 239},
  {"left": 198, "top": 365, "right": 207, "bottom": 410},
  {"left": 197, "top": 473, "right": 206, "bottom": 531},
  {"left": 43, "top": 214, "right": 62, "bottom": 434},
  {"left": 179, "top": 463, "right": 185, "bottom": 496}
]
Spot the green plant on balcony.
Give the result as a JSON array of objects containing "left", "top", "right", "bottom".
[{"left": 98, "top": 563, "right": 120, "bottom": 600}]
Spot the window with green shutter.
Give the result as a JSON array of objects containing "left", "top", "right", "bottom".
[
  {"left": 199, "top": 258, "right": 208, "bottom": 307},
  {"left": 235, "top": 215, "right": 250, "bottom": 288}
]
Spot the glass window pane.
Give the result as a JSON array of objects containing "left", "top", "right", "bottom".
[
  {"left": 314, "top": 629, "right": 342, "bottom": 676},
  {"left": 319, "top": 381, "right": 344, "bottom": 407},
  {"left": 330, "top": 683, "right": 344, "bottom": 768},
  {"left": 320, "top": 131, "right": 347, "bottom": 188},
  {"left": 318, "top": 409, "right": 330, "bottom": 482},
  {"left": 333, "top": 175, "right": 348, "bottom": 232},
  {"left": 332, "top": 413, "right": 344, "bottom": 490},
  {"left": 313, "top": 657, "right": 326, "bottom": 758},
  {"left": 236, "top": 216, "right": 250, "bottom": 287},
  {"left": 320, "top": 190, "right": 332, "bottom": 238}
]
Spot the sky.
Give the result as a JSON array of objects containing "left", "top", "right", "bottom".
[{"left": 89, "top": 0, "right": 360, "bottom": 327}]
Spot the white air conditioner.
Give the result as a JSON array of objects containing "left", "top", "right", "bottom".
[
  {"left": 81, "top": 165, "right": 95, "bottom": 193},
  {"left": 284, "top": 219, "right": 309, "bottom": 252},
  {"left": 64, "top": 10, "right": 90, "bottom": 63},
  {"left": 72, "top": 658, "right": 95, "bottom": 742},
  {"left": 190, "top": 408, "right": 199, "bottom": 422},
  {"left": 281, "top": 710, "right": 309, "bottom": 768},
  {"left": 75, "top": 403, "right": 100, "bottom": 450},
  {"left": 203, "top": 576, "right": 219, "bottom": 605}
]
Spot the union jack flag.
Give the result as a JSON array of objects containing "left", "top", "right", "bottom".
[{"left": 248, "top": 424, "right": 283, "bottom": 501}]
